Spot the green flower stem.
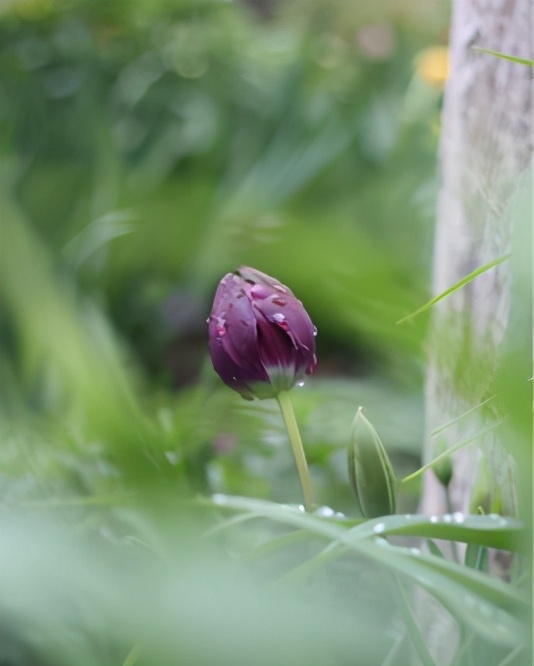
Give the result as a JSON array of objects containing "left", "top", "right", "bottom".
[{"left": 276, "top": 390, "right": 314, "bottom": 512}]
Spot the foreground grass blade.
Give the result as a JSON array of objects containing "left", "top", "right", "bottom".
[
  {"left": 393, "top": 576, "right": 436, "bottom": 666},
  {"left": 199, "top": 494, "right": 528, "bottom": 643}
]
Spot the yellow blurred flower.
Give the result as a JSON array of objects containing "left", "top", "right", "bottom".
[{"left": 416, "top": 46, "right": 449, "bottom": 88}]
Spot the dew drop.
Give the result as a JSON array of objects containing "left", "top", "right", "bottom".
[
  {"left": 452, "top": 511, "right": 464, "bottom": 523},
  {"left": 410, "top": 547, "right": 421, "bottom": 555},
  {"left": 296, "top": 380, "right": 305, "bottom": 387},
  {"left": 272, "top": 312, "right": 290, "bottom": 330},
  {"left": 250, "top": 285, "right": 270, "bottom": 299},
  {"left": 315, "top": 506, "right": 335, "bottom": 517},
  {"left": 212, "top": 493, "right": 227, "bottom": 505},
  {"left": 313, "top": 326, "right": 318, "bottom": 337},
  {"left": 430, "top": 515, "right": 439, "bottom": 523},
  {"left": 374, "top": 522, "right": 385, "bottom": 534}
]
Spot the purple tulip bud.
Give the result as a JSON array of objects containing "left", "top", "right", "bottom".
[{"left": 208, "top": 266, "right": 317, "bottom": 399}]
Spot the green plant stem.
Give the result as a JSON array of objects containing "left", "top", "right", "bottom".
[{"left": 276, "top": 390, "right": 314, "bottom": 512}]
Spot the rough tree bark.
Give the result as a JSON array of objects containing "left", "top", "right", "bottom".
[{"left": 420, "top": 0, "right": 533, "bottom": 662}]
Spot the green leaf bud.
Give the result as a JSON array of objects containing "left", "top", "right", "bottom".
[
  {"left": 347, "top": 407, "right": 397, "bottom": 518},
  {"left": 432, "top": 436, "right": 453, "bottom": 488}
]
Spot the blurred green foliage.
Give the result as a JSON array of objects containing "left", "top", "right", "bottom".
[
  {"left": 3, "top": 2, "right": 528, "bottom": 665},
  {"left": 0, "top": 0, "right": 450, "bottom": 513}
]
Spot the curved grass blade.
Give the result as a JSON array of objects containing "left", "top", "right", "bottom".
[
  {"left": 348, "top": 513, "right": 521, "bottom": 551},
  {"left": 197, "top": 495, "right": 528, "bottom": 626}
]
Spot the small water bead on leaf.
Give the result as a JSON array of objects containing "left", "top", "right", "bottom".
[
  {"left": 212, "top": 493, "right": 228, "bottom": 505},
  {"left": 373, "top": 522, "right": 386, "bottom": 534}
]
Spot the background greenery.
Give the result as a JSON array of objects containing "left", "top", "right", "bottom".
[{"left": 0, "top": 1, "right": 529, "bottom": 665}]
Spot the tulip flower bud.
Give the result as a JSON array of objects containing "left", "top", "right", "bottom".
[
  {"left": 207, "top": 266, "right": 317, "bottom": 400},
  {"left": 348, "top": 407, "right": 396, "bottom": 518}
]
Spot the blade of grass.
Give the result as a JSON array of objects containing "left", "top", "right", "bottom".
[
  {"left": 430, "top": 396, "right": 496, "bottom": 437},
  {"left": 497, "top": 646, "right": 525, "bottom": 665},
  {"left": 471, "top": 47, "right": 534, "bottom": 67},
  {"left": 122, "top": 643, "right": 141, "bottom": 666},
  {"left": 402, "top": 420, "right": 505, "bottom": 485},
  {"left": 397, "top": 255, "right": 509, "bottom": 324},
  {"left": 393, "top": 575, "right": 436, "bottom": 666}
]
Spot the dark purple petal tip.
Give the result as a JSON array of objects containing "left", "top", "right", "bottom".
[{"left": 208, "top": 267, "right": 317, "bottom": 399}]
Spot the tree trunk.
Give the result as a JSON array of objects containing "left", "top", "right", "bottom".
[{"left": 420, "top": 0, "right": 533, "bottom": 662}]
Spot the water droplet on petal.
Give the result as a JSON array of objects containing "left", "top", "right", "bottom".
[
  {"left": 313, "top": 326, "right": 318, "bottom": 337},
  {"left": 250, "top": 285, "right": 270, "bottom": 299},
  {"left": 272, "top": 312, "right": 290, "bottom": 330}
]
